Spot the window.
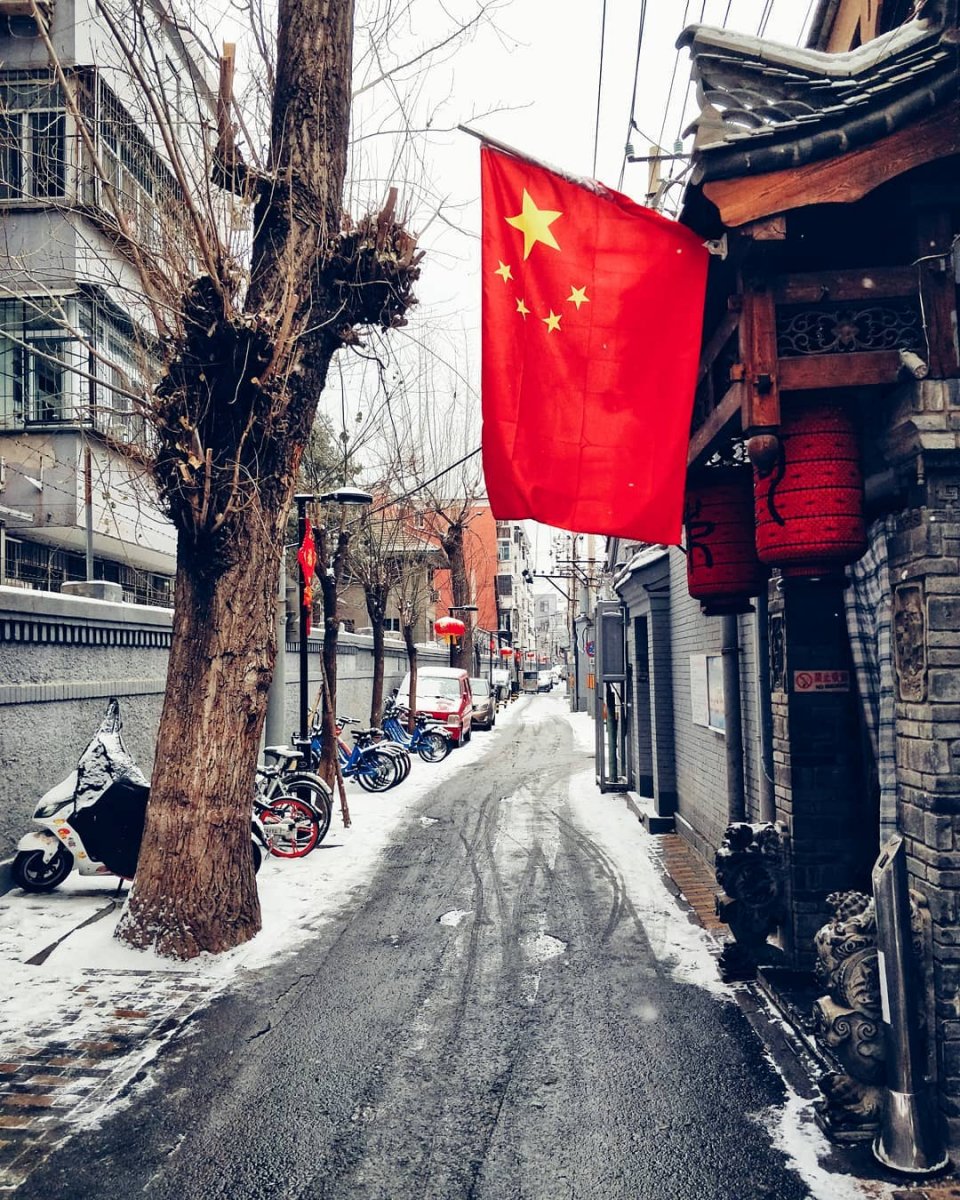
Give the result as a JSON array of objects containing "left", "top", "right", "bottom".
[
  {"left": 0, "top": 298, "right": 81, "bottom": 426},
  {"left": 496, "top": 575, "right": 513, "bottom": 598},
  {"left": 384, "top": 618, "right": 401, "bottom": 632},
  {"left": 497, "top": 539, "right": 511, "bottom": 562},
  {"left": 0, "top": 75, "right": 66, "bottom": 201}
]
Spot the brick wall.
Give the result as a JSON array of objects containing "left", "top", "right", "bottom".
[{"left": 883, "top": 377, "right": 960, "bottom": 1144}]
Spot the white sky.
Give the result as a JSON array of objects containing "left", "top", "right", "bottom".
[{"left": 361, "top": 0, "right": 813, "bottom": 568}]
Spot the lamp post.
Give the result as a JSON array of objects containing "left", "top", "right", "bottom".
[
  {"left": 294, "top": 488, "right": 372, "bottom": 741},
  {"left": 447, "top": 603, "right": 478, "bottom": 668}
]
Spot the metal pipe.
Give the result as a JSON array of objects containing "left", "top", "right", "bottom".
[
  {"left": 756, "top": 592, "right": 776, "bottom": 824},
  {"left": 721, "top": 614, "right": 746, "bottom": 823},
  {"left": 264, "top": 555, "right": 287, "bottom": 747},
  {"left": 872, "top": 836, "right": 949, "bottom": 1175},
  {"left": 296, "top": 494, "right": 310, "bottom": 740}
]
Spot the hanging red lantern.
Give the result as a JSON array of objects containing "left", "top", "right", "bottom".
[
  {"left": 754, "top": 405, "right": 866, "bottom": 578},
  {"left": 514, "top": 649, "right": 522, "bottom": 663},
  {"left": 685, "top": 468, "right": 767, "bottom": 616},
  {"left": 489, "top": 637, "right": 496, "bottom": 652},
  {"left": 499, "top": 646, "right": 513, "bottom": 659},
  {"left": 434, "top": 615, "right": 466, "bottom": 644}
]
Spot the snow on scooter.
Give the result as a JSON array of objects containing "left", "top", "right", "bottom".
[{"left": 13, "top": 698, "right": 263, "bottom": 893}]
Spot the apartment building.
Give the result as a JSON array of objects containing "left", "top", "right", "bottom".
[{"left": 0, "top": 0, "right": 214, "bottom": 604}]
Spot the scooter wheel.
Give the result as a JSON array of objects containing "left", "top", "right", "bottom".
[{"left": 13, "top": 847, "right": 73, "bottom": 892}]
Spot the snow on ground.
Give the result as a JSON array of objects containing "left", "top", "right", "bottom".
[{"left": 0, "top": 692, "right": 888, "bottom": 1197}]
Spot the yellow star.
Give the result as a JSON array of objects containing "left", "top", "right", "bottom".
[
  {"left": 505, "top": 190, "right": 562, "bottom": 260},
  {"left": 516, "top": 298, "right": 530, "bottom": 318},
  {"left": 495, "top": 261, "right": 513, "bottom": 283},
  {"left": 542, "top": 311, "right": 562, "bottom": 333},
  {"left": 567, "top": 285, "right": 589, "bottom": 310}
]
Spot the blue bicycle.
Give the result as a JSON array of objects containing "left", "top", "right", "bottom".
[
  {"left": 296, "top": 717, "right": 399, "bottom": 792},
  {"left": 382, "top": 700, "right": 451, "bottom": 762}
]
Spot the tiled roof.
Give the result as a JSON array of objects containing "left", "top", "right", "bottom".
[{"left": 677, "top": 12, "right": 959, "bottom": 183}]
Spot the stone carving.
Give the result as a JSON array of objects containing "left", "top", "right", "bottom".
[
  {"left": 714, "top": 822, "right": 785, "bottom": 982},
  {"left": 812, "top": 889, "right": 925, "bottom": 1142},
  {"left": 893, "top": 584, "right": 926, "bottom": 702}
]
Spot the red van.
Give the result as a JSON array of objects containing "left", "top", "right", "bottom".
[{"left": 396, "top": 667, "right": 473, "bottom": 745}]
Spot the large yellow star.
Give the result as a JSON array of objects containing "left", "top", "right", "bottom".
[
  {"left": 495, "top": 261, "right": 513, "bottom": 283},
  {"left": 505, "top": 190, "right": 562, "bottom": 260},
  {"left": 542, "top": 311, "right": 562, "bottom": 334},
  {"left": 567, "top": 285, "right": 589, "bottom": 310}
]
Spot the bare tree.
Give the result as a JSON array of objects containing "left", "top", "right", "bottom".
[{"left": 5, "top": 0, "right": 516, "bottom": 959}]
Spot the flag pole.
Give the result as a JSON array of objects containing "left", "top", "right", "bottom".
[{"left": 456, "top": 124, "right": 610, "bottom": 196}]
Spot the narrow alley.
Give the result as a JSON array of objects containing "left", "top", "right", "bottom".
[{"left": 2, "top": 694, "right": 876, "bottom": 1200}]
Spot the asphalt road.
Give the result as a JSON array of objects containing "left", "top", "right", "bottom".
[{"left": 17, "top": 698, "right": 813, "bottom": 1200}]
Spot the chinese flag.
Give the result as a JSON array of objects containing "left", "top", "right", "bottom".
[{"left": 481, "top": 147, "right": 708, "bottom": 544}]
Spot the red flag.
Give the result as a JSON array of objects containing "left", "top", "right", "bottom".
[
  {"left": 480, "top": 147, "right": 708, "bottom": 544},
  {"left": 297, "top": 524, "right": 318, "bottom": 637}
]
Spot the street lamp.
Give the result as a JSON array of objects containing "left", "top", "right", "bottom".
[
  {"left": 295, "top": 488, "right": 373, "bottom": 739},
  {"left": 447, "top": 603, "right": 478, "bottom": 668}
]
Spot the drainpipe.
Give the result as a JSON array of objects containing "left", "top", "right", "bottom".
[
  {"left": 721, "top": 614, "right": 745, "bottom": 823},
  {"left": 756, "top": 592, "right": 776, "bottom": 824}
]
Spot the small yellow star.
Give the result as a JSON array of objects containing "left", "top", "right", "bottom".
[
  {"left": 505, "top": 190, "right": 562, "bottom": 260},
  {"left": 495, "top": 261, "right": 513, "bottom": 283},
  {"left": 567, "top": 285, "right": 589, "bottom": 310},
  {"left": 516, "top": 298, "right": 530, "bottom": 318},
  {"left": 542, "top": 311, "right": 562, "bottom": 334}
]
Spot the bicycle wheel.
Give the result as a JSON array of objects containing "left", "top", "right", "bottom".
[
  {"left": 377, "top": 743, "right": 411, "bottom": 784},
  {"left": 417, "top": 730, "right": 451, "bottom": 763},
  {"left": 281, "top": 771, "right": 333, "bottom": 843},
  {"left": 355, "top": 749, "right": 398, "bottom": 792},
  {"left": 261, "top": 796, "right": 320, "bottom": 858}
]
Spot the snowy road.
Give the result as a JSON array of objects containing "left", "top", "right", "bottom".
[{"left": 5, "top": 694, "right": 881, "bottom": 1199}]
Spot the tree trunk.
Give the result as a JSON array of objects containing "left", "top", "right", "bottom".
[
  {"left": 118, "top": 0, "right": 357, "bottom": 958},
  {"left": 403, "top": 623, "right": 418, "bottom": 734},
  {"left": 365, "top": 582, "right": 389, "bottom": 726},
  {"left": 442, "top": 523, "right": 472, "bottom": 670},
  {"left": 117, "top": 516, "right": 283, "bottom": 957}
]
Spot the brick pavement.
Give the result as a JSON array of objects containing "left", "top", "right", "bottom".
[
  {"left": 0, "top": 969, "right": 214, "bottom": 1190},
  {"left": 645, "top": 829, "right": 726, "bottom": 938}
]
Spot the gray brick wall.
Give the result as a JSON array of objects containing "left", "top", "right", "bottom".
[{"left": 0, "top": 586, "right": 446, "bottom": 860}]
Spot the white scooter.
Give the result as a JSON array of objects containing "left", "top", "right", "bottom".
[{"left": 13, "top": 698, "right": 152, "bottom": 892}]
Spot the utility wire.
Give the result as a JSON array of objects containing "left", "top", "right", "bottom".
[
  {"left": 616, "top": 0, "right": 648, "bottom": 190},
  {"left": 592, "top": 0, "right": 609, "bottom": 178},
  {"left": 368, "top": 445, "right": 483, "bottom": 516}
]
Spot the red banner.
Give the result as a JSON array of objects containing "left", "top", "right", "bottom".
[{"left": 297, "top": 524, "right": 317, "bottom": 637}]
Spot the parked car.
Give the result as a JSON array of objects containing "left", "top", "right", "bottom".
[
  {"left": 468, "top": 677, "right": 496, "bottom": 730},
  {"left": 396, "top": 667, "right": 473, "bottom": 745},
  {"left": 537, "top": 669, "right": 554, "bottom": 693}
]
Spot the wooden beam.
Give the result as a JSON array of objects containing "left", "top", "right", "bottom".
[
  {"left": 687, "top": 382, "right": 743, "bottom": 466},
  {"left": 779, "top": 350, "right": 901, "bottom": 391},
  {"left": 740, "top": 286, "right": 780, "bottom": 432},
  {"left": 703, "top": 104, "right": 960, "bottom": 228},
  {"left": 915, "top": 209, "right": 960, "bottom": 379},
  {"left": 697, "top": 306, "right": 740, "bottom": 386},
  {"left": 772, "top": 265, "right": 917, "bottom": 305}
]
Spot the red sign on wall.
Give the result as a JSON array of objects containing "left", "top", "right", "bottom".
[{"left": 793, "top": 670, "right": 850, "bottom": 693}]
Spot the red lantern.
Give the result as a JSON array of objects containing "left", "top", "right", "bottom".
[
  {"left": 754, "top": 405, "right": 866, "bottom": 578},
  {"left": 514, "top": 649, "right": 521, "bottom": 663},
  {"left": 499, "top": 646, "right": 513, "bottom": 659},
  {"left": 489, "top": 637, "right": 496, "bottom": 652},
  {"left": 526, "top": 651, "right": 535, "bottom": 660},
  {"left": 685, "top": 469, "right": 766, "bottom": 615},
  {"left": 434, "top": 615, "right": 466, "bottom": 644}
]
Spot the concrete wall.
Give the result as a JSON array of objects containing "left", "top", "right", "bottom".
[{"left": 0, "top": 586, "right": 447, "bottom": 860}]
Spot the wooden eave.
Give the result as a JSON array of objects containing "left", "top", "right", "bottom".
[{"left": 702, "top": 100, "right": 960, "bottom": 229}]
